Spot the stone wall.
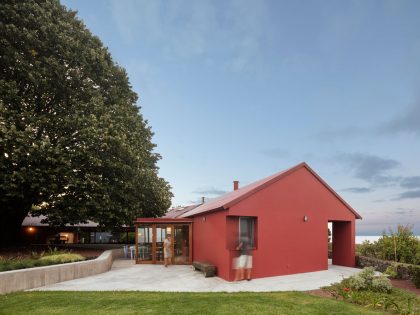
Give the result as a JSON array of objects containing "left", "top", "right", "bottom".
[
  {"left": 356, "top": 255, "right": 412, "bottom": 280},
  {"left": 0, "top": 248, "right": 124, "bottom": 295}
]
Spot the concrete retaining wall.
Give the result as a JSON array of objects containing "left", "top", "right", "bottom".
[
  {"left": 32, "top": 243, "right": 133, "bottom": 250},
  {"left": 0, "top": 248, "right": 124, "bottom": 295}
]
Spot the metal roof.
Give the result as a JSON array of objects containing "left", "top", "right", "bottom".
[
  {"left": 179, "top": 162, "right": 362, "bottom": 219},
  {"left": 162, "top": 204, "right": 200, "bottom": 218},
  {"left": 134, "top": 218, "right": 193, "bottom": 224}
]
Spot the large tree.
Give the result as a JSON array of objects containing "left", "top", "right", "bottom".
[{"left": 0, "top": 0, "right": 172, "bottom": 246}]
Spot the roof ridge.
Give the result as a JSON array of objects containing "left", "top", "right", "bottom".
[
  {"left": 179, "top": 162, "right": 305, "bottom": 218},
  {"left": 179, "top": 162, "right": 362, "bottom": 219}
]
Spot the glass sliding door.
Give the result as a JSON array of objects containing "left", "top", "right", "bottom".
[
  {"left": 174, "top": 225, "right": 190, "bottom": 264},
  {"left": 137, "top": 225, "right": 153, "bottom": 262}
]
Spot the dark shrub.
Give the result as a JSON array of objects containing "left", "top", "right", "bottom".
[{"left": 409, "top": 265, "right": 420, "bottom": 289}]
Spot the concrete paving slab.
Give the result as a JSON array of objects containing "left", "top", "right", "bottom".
[{"left": 32, "top": 259, "right": 368, "bottom": 292}]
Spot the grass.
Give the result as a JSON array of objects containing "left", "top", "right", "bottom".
[
  {"left": 0, "top": 249, "right": 85, "bottom": 272},
  {"left": 0, "top": 291, "right": 386, "bottom": 315},
  {"left": 329, "top": 287, "right": 419, "bottom": 315}
]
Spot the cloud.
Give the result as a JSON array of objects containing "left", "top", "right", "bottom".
[
  {"left": 379, "top": 103, "right": 420, "bottom": 136},
  {"left": 356, "top": 209, "right": 420, "bottom": 235},
  {"left": 193, "top": 187, "right": 228, "bottom": 196},
  {"left": 337, "top": 153, "right": 400, "bottom": 185},
  {"left": 110, "top": 0, "right": 215, "bottom": 56},
  {"left": 316, "top": 126, "right": 365, "bottom": 142},
  {"left": 394, "top": 208, "right": 417, "bottom": 215},
  {"left": 370, "top": 175, "right": 402, "bottom": 186},
  {"left": 400, "top": 176, "right": 420, "bottom": 189},
  {"left": 110, "top": 0, "right": 162, "bottom": 42},
  {"left": 110, "top": 0, "right": 267, "bottom": 70},
  {"left": 317, "top": 102, "right": 420, "bottom": 141},
  {"left": 261, "top": 148, "right": 289, "bottom": 159},
  {"left": 342, "top": 187, "right": 373, "bottom": 193},
  {"left": 357, "top": 222, "right": 420, "bottom": 235},
  {"left": 394, "top": 189, "right": 420, "bottom": 200}
]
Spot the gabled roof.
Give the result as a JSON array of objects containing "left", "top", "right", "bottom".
[{"left": 180, "top": 162, "right": 362, "bottom": 219}]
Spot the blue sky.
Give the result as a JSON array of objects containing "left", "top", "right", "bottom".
[{"left": 61, "top": 0, "right": 420, "bottom": 235}]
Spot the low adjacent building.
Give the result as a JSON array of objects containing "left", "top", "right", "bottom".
[{"left": 21, "top": 215, "right": 134, "bottom": 244}]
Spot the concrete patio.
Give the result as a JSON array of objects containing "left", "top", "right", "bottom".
[{"left": 32, "top": 259, "right": 365, "bottom": 292}]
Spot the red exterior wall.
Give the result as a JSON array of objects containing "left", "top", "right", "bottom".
[
  {"left": 192, "top": 167, "right": 357, "bottom": 281},
  {"left": 332, "top": 221, "right": 355, "bottom": 267},
  {"left": 192, "top": 210, "right": 231, "bottom": 280}
]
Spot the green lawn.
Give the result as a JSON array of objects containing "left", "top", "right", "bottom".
[{"left": 0, "top": 291, "right": 385, "bottom": 315}]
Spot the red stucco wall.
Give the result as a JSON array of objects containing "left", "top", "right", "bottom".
[
  {"left": 332, "top": 220, "right": 355, "bottom": 266},
  {"left": 192, "top": 167, "right": 357, "bottom": 281},
  {"left": 192, "top": 210, "right": 231, "bottom": 280}
]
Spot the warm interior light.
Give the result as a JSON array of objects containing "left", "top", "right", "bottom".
[{"left": 28, "top": 227, "right": 34, "bottom": 232}]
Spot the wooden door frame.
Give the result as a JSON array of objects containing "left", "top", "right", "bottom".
[
  {"left": 135, "top": 224, "right": 154, "bottom": 264},
  {"left": 136, "top": 222, "right": 193, "bottom": 265},
  {"left": 154, "top": 223, "right": 172, "bottom": 264},
  {"left": 171, "top": 224, "right": 175, "bottom": 265},
  {"left": 172, "top": 224, "right": 193, "bottom": 265},
  {"left": 189, "top": 223, "right": 193, "bottom": 264},
  {"left": 152, "top": 223, "right": 157, "bottom": 263}
]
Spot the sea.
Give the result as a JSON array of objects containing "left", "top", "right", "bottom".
[{"left": 356, "top": 235, "right": 420, "bottom": 244}]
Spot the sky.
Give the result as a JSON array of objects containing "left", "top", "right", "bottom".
[{"left": 61, "top": 0, "right": 420, "bottom": 235}]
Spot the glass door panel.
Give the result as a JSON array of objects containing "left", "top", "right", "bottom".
[
  {"left": 137, "top": 225, "right": 153, "bottom": 262},
  {"left": 174, "top": 225, "right": 190, "bottom": 264},
  {"left": 155, "top": 225, "right": 172, "bottom": 263}
]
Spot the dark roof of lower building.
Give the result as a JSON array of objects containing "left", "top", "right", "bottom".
[{"left": 22, "top": 214, "right": 99, "bottom": 227}]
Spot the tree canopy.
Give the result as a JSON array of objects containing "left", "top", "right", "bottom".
[
  {"left": 0, "top": 0, "right": 172, "bottom": 246},
  {"left": 357, "top": 225, "right": 420, "bottom": 265}
]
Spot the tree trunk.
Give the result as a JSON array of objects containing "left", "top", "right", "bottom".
[{"left": 0, "top": 202, "right": 30, "bottom": 248}]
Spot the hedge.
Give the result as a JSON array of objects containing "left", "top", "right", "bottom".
[{"left": 356, "top": 255, "right": 420, "bottom": 288}]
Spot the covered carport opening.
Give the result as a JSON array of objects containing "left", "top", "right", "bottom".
[{"left": 328, "top": 220, "right": 356, "bottom": 267}]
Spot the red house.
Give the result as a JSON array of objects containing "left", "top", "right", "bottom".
[{"left": 135, "top": 162, "right": 361, "bottom": 281}]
